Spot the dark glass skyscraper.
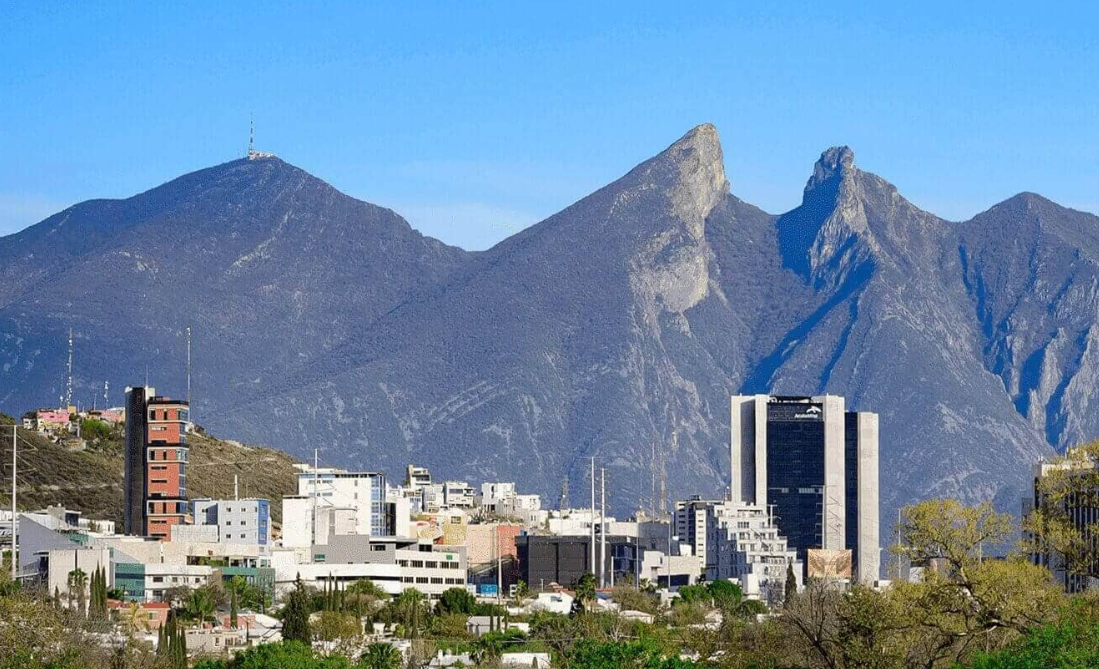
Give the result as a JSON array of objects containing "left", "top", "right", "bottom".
[{"left": 731, "top": 395, "right": 879, "bottom": 583}]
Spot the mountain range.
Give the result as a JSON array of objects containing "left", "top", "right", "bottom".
[{"left": 3, "top": 124, "right": 1098, "bottom": 531}]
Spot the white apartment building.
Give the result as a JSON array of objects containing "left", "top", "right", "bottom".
[
  {"left": 191, "top": 498, "right": 271, "bottom": 545},
  {"left": 705, "top": 501, "right": 802, "bottom": 603},
  {"left": 405, "top": 464, "right": 432, "bottom": 490},
  {"left": 481, "top": 482, "right": 517, "bottom": 505},
  {"left": 281, "top": 465, "right": 390, "bottom": 547},
  {"left": 143, "top": 563, "right": 215, "bottom": 601},
  {"left": 674, "top": 498, "right": 723, "bottom": 565},
  {"left": 273, "top": 536, "right": 467, "bottom": 600},
  {"left": 420, "top": 480, "right": 476, "bottom": 512}
]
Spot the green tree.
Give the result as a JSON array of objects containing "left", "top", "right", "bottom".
[
  {"left": 567, "top": 637, "right": 700, "bottom": 668},
  {"left": 228, "top": 640, "right": 354, "bottom": 669},
  {"left": 784, "top": 561, "right": 798, "bottom": 609},
  {"left": 388, "top": 588, "right": 429, "bottom": 638},
  {"left": 573, "top": 572, "right": 596, "bottom": 614},
  {"left": 359, "top": 642, "right": 402, "bottom": 669},
  {"left": 282, "top": 575, "right": 313, "bottom": 645},
  {"left": 182, "top": 586, "right": 218, "bottom": 624},
  {"left": 315, "top": 609, "right": 361, "bottom": 643},
  {"left": 230, "top": 583, "right": 239, "bottom": 629},
  {"left": 92, "top": 565, "right": 110, "bottom": 619},
  {"left": 66, "top": 567, "right": 87, "bottom": 617},
  {"left": 707, "top": 579, "right": 743, "bottom": 612},
  {"left": 964, "top": 603, "right": 1099, "bottom": 669},
  {"left": 436, "top": 586, "right": 477, "bottom": 615},
  {"left": 610, "top": 585, "right": 660, "bottom": 615},
  {"left": 1025, "top": 440, "right": 1099, "bottom": 583}
]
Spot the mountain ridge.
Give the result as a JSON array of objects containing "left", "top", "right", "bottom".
[{"left": 3, "top": 125, "right": 1097, "bottom": 535}]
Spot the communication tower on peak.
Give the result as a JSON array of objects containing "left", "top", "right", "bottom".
[{"left": 247, "top": 114, "right": 276, "bottom": 160}]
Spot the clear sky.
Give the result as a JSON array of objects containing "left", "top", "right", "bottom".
[{"left": 2, "top": 2, "right": 1096, "bottom": 250}]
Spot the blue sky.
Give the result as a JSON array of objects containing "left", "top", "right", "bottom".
[{"left": 2, "top": 2, "right": 1096, "bottom": 250}]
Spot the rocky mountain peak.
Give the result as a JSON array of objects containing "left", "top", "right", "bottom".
[
  {"left": 632, "top": 123, "right": 728, "bottom": 236},
  {"left": 805, "top": 146, "right": 856, "bottom": 194}
]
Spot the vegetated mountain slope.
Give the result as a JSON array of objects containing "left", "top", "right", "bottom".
[
  {"left": 0, "top": 414, "right": 299, "bottom": 526},
  {"left": 0, "top": 157, "right": 470, "bottom": 417}
]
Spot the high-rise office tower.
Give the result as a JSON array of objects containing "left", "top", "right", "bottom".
[
  {"left": 123, "top": 386, "right": 190, "bottom": 540},
  {"left": 730, "top": 395, "right": 879, "bottom": 583}
]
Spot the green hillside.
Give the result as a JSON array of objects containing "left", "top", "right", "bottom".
[{"left": 0, "top": 414, "right": 299, "bottom": 527}]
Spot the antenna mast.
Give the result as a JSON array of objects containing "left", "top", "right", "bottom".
[
  {"left": 249, "top": 115, "right": 255, "bottom": 156},
  {"left": 65, "top": 328, "right": 73, "bottom": 408},
  {"left": 661, "top": 432, "right": 674, "bottom": 515},
  {"left": 186, "top": 326, "right": 191, "bottom": 407}
]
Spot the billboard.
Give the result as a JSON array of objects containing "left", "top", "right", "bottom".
[{"left": 807, "top": 549, "right": 852, "bottom": 579}]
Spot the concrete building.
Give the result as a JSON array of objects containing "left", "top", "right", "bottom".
[
  {"left": 405, "top": 464, "right": 432, "bottom": 490},
  {"left": 705, "top": 501, "right": 802, "bottom": 602},
  {"left": 1025, "top": 453, "right": 1099, "bottom": 593},
  {"left": 274, "top": 536, "right": 467, "bottom": 600},
  {"left": 729, "top": 395, "right": 879, "bottom": 583},
  {"left": 515, "top": 535, "right": 645, "bottom": 590},
  {"left": 281, "top": 466, "right": 391, "bottom": 546},
  {"left": 191, "top": 498, "right": 271, "bottom": 545},
  {"left": 20, "top": 524, "right": 113, "bottom": 599},
  {"left": 674, "top": 497, "right": 723, "bottom": 565},
  {"left": 124, "top": 387, "right": 190, "bottom": 539}
]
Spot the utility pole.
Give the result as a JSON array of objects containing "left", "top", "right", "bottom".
[
  {"left": 65, "top": 328, "right": 73, "bottom": 409},
  {"left": 599, "top": 468, "right": 606, "bottom": 588},
  {"left": 589, "top": 456, "right": 596, "bottom": 580},
  {"left": 234, "top": 474, "right": 239, "bottom": 501},
  {"left": 495, "top": 527, "right": 502, "bottom": 606},
  {"left": 312, "top": 449, "right": 319, "bottom": 549},
  {"left": 10, "top": 426, "right": 16, "bottom": 581}
]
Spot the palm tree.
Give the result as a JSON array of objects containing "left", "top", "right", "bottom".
[
  {"left": 573, "top": 572, "right": 596, "bottom": 614},
  {"left": 472, "top": 633, "right": 505, "bottom": 665},
  {"left": 123, "top": 601, "right": 148, "bottom": 635},
  {"left": 182, "top": 588, "right": 216, "bottom": 624},
  {"left": 67, "top": 568, "right": 88, "bottom": 616},
  {"left": 360, "top": 642, "right": 402, "bottom": 669}
]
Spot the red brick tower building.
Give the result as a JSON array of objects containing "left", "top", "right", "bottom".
[
  {"left": 124, "top": 386, "right": 190, "bottom": 540},
  {"left": 144, "top": 397, "right": 190, "bottom": 540}
]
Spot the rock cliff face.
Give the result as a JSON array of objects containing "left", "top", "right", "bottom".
[{"left": 3, "top": 125, "right": 1097, "bottom": 536}]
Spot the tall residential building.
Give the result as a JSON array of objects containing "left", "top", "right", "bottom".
[
  {"left": 673, "top": 497, "right": 724, "bottom": 564},
  {"left": 124, "top": 387, "right": 190, "bottom": 540},
  {"left": 729, "top": 395, "right": 879, "bottom": 583}
]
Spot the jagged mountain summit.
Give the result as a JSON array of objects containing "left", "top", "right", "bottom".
[{"left": 3, "top": 125, "right": 1096, "bottom": 533}]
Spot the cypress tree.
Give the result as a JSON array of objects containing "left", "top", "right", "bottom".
[
  {"left": 230, "top": 585, "right": 239, "bottom": 629},
  {"left": 174, "top": 621, "right": 187, "bottom": 669},
  {"left": 282, "top": 575, "right": 311, "bottom": 644},
  {"left": 784, "top": 561, "right": 798, "bottom": 608}
]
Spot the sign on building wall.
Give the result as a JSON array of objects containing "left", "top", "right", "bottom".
[{"left": 807, "top": 549, "right": 852, "bottom": 579}]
